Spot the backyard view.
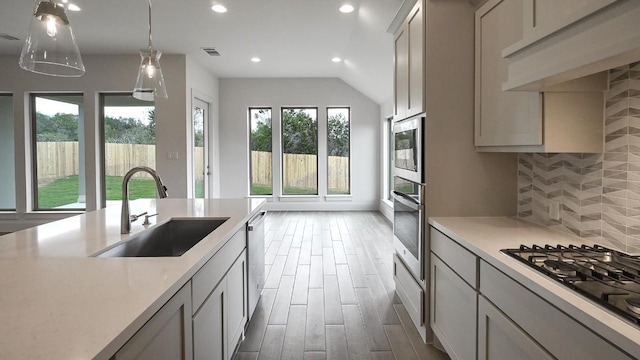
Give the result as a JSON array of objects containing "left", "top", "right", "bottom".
[
  {"left": 249, "top": 107, "right": 350, "bottom": 196},
  {"left": 35, "top": 95, "right": 161, "bottom": 209}
]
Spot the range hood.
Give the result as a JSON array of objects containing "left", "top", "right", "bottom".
[{"left": 502, "top": 0, "right": 640, "bottom": 91}]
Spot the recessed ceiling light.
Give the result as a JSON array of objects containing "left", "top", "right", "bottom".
[
  {"left": 211, "top": 4, "right": 228, "bottom": 13},
  {"left": 251, "top": 57, "right": 261, "bottom": 63},
  {"left": 332, "top": 57, "right": 342, "bottom": 63},
  {"left": 339, "top": 4, "right": 354, "bottom": 13},
  {"left": 67, "top": 4, "right": 81, "bottom": 11}
]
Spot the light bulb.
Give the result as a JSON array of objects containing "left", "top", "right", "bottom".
[
  {"left": 46, "top": 15, "right": 58, "bottom": 37},
  {"left": 146, "top": 64, "right": 155, "bottom": 79}
]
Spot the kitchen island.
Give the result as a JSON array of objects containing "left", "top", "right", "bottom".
[
  {"left": 429, "top": 217, "right": 640, "bottom": 359},
  {"left": 0, "top": 198, "right": 265, "bottom": 359}
]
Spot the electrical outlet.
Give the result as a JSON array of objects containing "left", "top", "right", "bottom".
[
  {"left": 548, "top": 200, "right": 560, "bottom": 220},
  {"left": 168, "top": 152, "right": 179, "bottom": 160}
]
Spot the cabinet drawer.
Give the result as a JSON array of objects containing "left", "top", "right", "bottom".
[
  {"left": 480, "top": 261, "right": 633, "bottom": 360},
  {"left": 192, "top": 228, "right": 246, "bottom": 313},
  {"left": 430, "top": 228, "right": 478, "bottom": 288},
  {"left": 394, "top": 254, "right": 424, "bottom": 327}
]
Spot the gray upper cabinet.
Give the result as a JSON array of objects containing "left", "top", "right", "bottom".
[
  {"left": 393, "top": 1, "right": 424, "bottom": 121},
  {"left": 474, "top": 0, "right": 606, "bottom": 153},
  {"left": 502, "top": 0, "right": 634, "bottom": 91}
]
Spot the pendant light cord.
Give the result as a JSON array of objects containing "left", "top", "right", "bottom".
[{"left": 147, "top": 0, "right": 153, "bottom": 48}]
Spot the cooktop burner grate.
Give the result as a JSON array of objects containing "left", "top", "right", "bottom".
[{"left": 501, "top": 244, "right": 640, "bottom": 326}]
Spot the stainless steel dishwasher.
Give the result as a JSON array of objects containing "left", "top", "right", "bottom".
[{"left": 246, "top": 210, "right": 266, "bottom": 320}]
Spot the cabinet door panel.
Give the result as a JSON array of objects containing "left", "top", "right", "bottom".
[
  {"left": 115, "top": 283, "right": 193, "bottom": 360},
  {"left": 227, "top": 251, "right": 247, "bottom": 354},
  {"left": 430, "top": 254, "right": 477, "bottom": 360},
  {"left": 475, "top": 0, "right": 541, "bottom": 146},
  {"left": 394, "top": 28, "right": 408, "bottom": 120},
  {"left": 193, "top": 280, "right": 226, "bottom": 360},
  {"left": 407, "top": 2, "right": 424, "bottom": 117},
  {"left": 478, "top": 296, "right": 553, "bottom": 360}
]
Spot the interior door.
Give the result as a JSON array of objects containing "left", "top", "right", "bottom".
[{"left": 193, "top": 98, "right": 209, "bottom": 198}]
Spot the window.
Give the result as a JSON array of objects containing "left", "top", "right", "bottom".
[
  {"left": 100, "top": 94, "right": 155, "bottom": 206},
  {"left": 281, "top": 108, "right": 318, "bottom": 195},
  {"left": 32, "top": 94, "right": 85, "bottom": 210},
  {"left": 327, "top": 107, "right": 350, "bottom": 195},
  {"left": 249, "top": 108, "right": 272, "bottom": 195},
  {"left": 193, "top": 98, "right": 209, "bottom": 199},
  {"left": 0, "top": 95, "right": 15, "bottom": 210}
]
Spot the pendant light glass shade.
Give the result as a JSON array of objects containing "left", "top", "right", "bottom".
[
  {"left": 19, "top": 0, "right": 85, "bottom": 77},
  {"left": 132, "top": 0, "right": 167, "bottom": 101},
  {"left": 133, "top": 48, "right": 167, "bottom": 101}
]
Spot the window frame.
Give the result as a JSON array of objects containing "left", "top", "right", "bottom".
[
  {"left": 280, "top": 107, "right": 319, "bottom": 196},
  {"left": 0, "top": 93, "right": 15, "bottom": 211},
  {"left": 248, "top": 107, "right": 273, "bottom": 196},
  {"left": 31, "top": 93, "right": 85, "bottom": 211},
  {"left": 326, "top": 107, "right": 351, "bottom": 196}
]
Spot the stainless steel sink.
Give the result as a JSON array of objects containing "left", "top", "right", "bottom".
[{"left": 95, "top": 218, "right": 228, "bottom": 257}]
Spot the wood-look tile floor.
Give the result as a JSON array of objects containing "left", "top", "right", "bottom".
[{"left": 234, "top": 211, "right": 449, "bottom": 360}]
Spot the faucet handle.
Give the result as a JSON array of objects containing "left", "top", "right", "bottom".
[
  {"left": 142, "top": 213, "right": 159, "bottom": 226},
  {"left": 130, "top": 211, "right": 148, "bottom": 222}
]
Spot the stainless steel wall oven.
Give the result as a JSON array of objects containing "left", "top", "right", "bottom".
[{"left": 392, "top": 176, "right": 426, "bottom": 281}]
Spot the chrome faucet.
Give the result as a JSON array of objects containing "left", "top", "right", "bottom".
[{"left": 121, "top": 166, "right": 168, "bottom": 234}]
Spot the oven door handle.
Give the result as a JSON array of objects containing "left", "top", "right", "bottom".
[{"left": 392, "top": 191, "right": 422, "bottom": 210}]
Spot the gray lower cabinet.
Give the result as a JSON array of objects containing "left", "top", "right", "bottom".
[
  {"left": 113, "top": 282, "right": 193, "bottom": 360},
  {"left": 193, "top": 249, "right": 247, "bottom": 360},
  {"left": 430, "top": 225, "right": 634, "bottom": 360},
  {"left": 430, "top": 254, "right": 477, "bottom": 360},
  {"left": 477, "top": 296, "right": 552, "bottom": 360},
  {"left": 226, "top": 249, "right": 247, "bottom": 355},
  {"left": 193, "top": 277, "right": 226, "bottom": 360}
]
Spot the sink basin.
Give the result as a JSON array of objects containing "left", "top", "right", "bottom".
[{"left": 95, "top": 218, "right": 228, "bottom": 257}]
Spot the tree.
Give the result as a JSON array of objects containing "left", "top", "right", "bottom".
[
  {"left": 250, "top": 109, "right": 272, "bottom": 152},
  {"left": 328, "top": 112, "right": 349, "bottom": 156},
  {"left": 282, "top": 109, "right": 317, "bottom": 154},
  {"left": 104, "top": 116, "right": 155, "bottom": 144},
  {"left": 36, "top": 112, "right": 79, "bottom": 141}
]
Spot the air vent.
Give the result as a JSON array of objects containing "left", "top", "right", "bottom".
[
  {"left": 202, "top": 47, "right": 221, "bottom": 56},
  {"left": 0, "top": 34, "right": 19, "bottom": 41}
]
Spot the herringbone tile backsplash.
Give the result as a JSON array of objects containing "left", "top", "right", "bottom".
[{"left": 518, "top": 61, "right": 640, "bottom": 254}]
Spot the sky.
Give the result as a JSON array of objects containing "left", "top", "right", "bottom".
[{"left": 36, "top": 97, "right": 153, "bottom": 123}]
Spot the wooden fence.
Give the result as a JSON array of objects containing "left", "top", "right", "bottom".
[
  {"left": 251, "top": 151, "right": 349, "bottom": 192},
  {"left": 36, "top": 143, "right": 346, "bottom": 192},
  {"left": 37, "top": 142, "right": 205, "bottom": 181}
]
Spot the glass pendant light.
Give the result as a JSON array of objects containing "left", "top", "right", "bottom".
[
  {"left": 19, "top": 0, "right": 85, "bottom": 77},
  {"left": 133, "top": 0, "right": 167, "bottom": 101}
]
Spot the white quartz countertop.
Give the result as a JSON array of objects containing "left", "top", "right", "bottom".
[
  {"left": 0, "top": 198, "right": 265, "bottom": 360},
  {"left": 429, "top": 217, "right": 640, "bottom": 358}
]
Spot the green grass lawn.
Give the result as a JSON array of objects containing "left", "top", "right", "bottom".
[
  {"left": 251, "top": 183, "right": 273, "bottom": 195},
  {"left": 38, "top": 175, "right": 164, "bottom": 208},
  {"left": 283, "top": 186, "right": 317, "bottom": 195},
  {"left": 38, "top": 176, "right": 83, "bottom": 209}
]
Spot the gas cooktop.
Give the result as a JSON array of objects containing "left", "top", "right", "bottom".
[{"left": 501, "top": 244, "right": 640, "bottom": 326}]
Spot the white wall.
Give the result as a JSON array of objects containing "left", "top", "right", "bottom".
[
  {"left": 219, "top": 78, "right": 381, "bottom": 210},
  {"left": 0, "top": 54, "right": 220, "bottom": 232},
  {"left": 0, "top": 95, "right": 15, "bottom": 209}
]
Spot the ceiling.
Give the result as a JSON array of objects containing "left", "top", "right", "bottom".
[{"left": 0, "top": 0, "right": 404, "bottom": 105}]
